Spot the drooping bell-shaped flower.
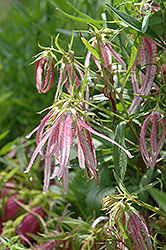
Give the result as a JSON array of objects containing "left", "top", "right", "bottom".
[
  {"left": 35, "top": 56, "right": 54, "bottom": 94},
  {"left": 25, "top": 100, "right": 133, "bottom": 194},
  {"left": 128, "top": 36, "right": 157, "bottom": 115},
  {"left": 140, "top": 112, "right": 166, "bottom": 169},
  {"left": 85, "top": 38, "right": 126, "bottom": 117},
  {"left": 123, "top": 211, "right": 153, "bottom": 250},
  {"left": 103, "top": 194, "right": 153, "bottom": 249}
]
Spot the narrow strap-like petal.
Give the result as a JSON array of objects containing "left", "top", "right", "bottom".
[
  {"left": 77, "top": 122, "right": 97, "bottom": 170},
  {"left": 150, "top": 113, "right": 159, "bottom": 169},
  {"left": 57, "top": 113, "right": 72, "bottom": 179},
  {"left": 140, "top": 114, "right": 152, "bottom": 168},
  {"left": 77, "top": 117, "right": 133, "bottom": 158},
  {"left": 24, "top": 115, "right": 62, "bottom": 173},
  {"left": 107, "top": 44, "right": 126, "bottom": 70},
  {"left": 100, "top": 42, "right": 112, "bottom": 69},
  {"left": 43, "top": 157, "right": 52, "bottom": 194}
]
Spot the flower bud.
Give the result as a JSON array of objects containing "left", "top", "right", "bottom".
[
  {"left": 17, "top": 207, "right": 46, "bottom": 245},
  {"left": 35, "top": 56, "right": 54, "bottom": 94},
  {"left": 140, "top": 112, "right": 166, "bottom": 169}
]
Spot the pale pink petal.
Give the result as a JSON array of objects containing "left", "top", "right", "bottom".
[
  {"left": 77, "top": 122, "right": 97, "bottom": 170},
  {"left": 77, "top": 117, "right": 133, "bottom": 158},
  {"left": 24, "top": 115, "right": 62, "bottom": 173},
  {"left": 100, "top": 42, "right": 112, "bottom": 69},
  {"left": 127, "top": 211, "right": 153, "bottom": 249},
  {"left": 140, "top": 114, "right": 152, "bottom": 168},
  {"left": 107, "top": 44, "right": 126, "bottom": 70},
  {"left": 150, "top": 113, "right": 159, "bottom": 168},
  {"left": 157, "top": 119, "right": 166, "bottom": 154},
  {"left": 43, "top": 157, "right": 52, "bottom": 194},
  {"left": 25, "top": 125, "right": 40, "bottom": 139},
  {"left": 128, "top": 38, "right": 157, "bottom": 115},
  {"left": 56, "top": 113, "right": 72, "bottom": 179},
  {"left": 77, "top": 141, "right": 86, "bottom": 170}
]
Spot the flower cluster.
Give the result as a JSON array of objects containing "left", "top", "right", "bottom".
[
  {"left": 102, "top": 194, "right": 153, "bottom": 249},
  {"left": 25, "top": 100, "right": 133, "bottom": 194},
  {"left": 25, "top": 40, "right": 133, "bottom": 194}
]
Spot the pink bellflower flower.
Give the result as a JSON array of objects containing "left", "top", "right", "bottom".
[
  {"left": 25, "top": 103, "right": 133, "bottom": 194},
  {"left": 17, "top": 207, "right": 46, "bottom": 246},
  {"left": 35, "top": 56, "right": 54, "bottom": 94},
  {"left": 107, "top": 211, "right": 153, "bottom": 250},
  {"left": 140, "top": 112, "right": 166, "bottom": 169},
  {"left": 103, "top": 194, "right": 153, "bottom": 250},
  {"left": 128, "top": 36, "right": 157, "bottom": 115},
  {"left": 85, "top": 39, "right": 126, "bottom": 116}
]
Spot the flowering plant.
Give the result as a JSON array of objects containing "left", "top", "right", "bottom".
[{"left": 0, "top": 0, "right": 166, "bottom": 249}]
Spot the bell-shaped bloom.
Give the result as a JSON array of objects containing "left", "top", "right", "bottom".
[
  {"left": 17, "top": 207, "right": 46, "bottom": 245},
  {"left": 140, "top": 112, "right": 166, "bottom": 169},
  {"left": 103, "top": 195, "right": 152, "bottom": 249},
  {"left": 85, "top": 40, "right": 126, "bottom": 74},
  {"left": 54, "top": 54, "right": 85, "bottom": 101},
  {"left": 128, "top": 37, "right": 157, "bottom": 114},
  {"left": 117, "top": 211, "right": 152, "bottom": 250},
  {"left": 35, "top": 56, "right": 54, "bottom": 94},
  {"left": 85, "top": 39, "right": 126, "bottom": 118},
  {"left": 25, "top": 104, "right": 133, "bottom": 194}
]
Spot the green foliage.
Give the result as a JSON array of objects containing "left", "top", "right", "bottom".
[{"left": 0, "top": 236, "right": 24, "bottom": 250}]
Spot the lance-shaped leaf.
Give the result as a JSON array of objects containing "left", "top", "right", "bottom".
[{"left": 106, "top": 4, "right": 165, "bottom": 48}]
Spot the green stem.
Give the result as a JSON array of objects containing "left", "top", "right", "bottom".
[
  {"left": 102, "top": 68, "right": 140, "bottom": 142},
  {"left": 131, "top": 197, "right": 166, "bottom": 218}
]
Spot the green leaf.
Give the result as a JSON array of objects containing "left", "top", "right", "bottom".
[
  {"left": 55, "top": 8, "right": 104, "bottom": 29},
  {"left": 123, "top": 42, "right": 137, "bottom": 87},
  {"left": 0, "top": 130, "right": 10, "bottom": 141},
  {"left": 141, "top": 12, "right": 150, "bottom": 33},
  {"left": 149, "top": 11, "right": 164, "bottom": 38},
  {"left": 81, "top": 36, "right": 100, "bottom": 61},
  {"left": 50, "top": 0, "right": 69, "bottom": 13},
  {"left": 149, "top": 187, "right": 166, "bottom": 213},
  {"left": 113, "top": 122, "right": 127, "bottom": 181},
  {"left": 138, "top": 168, "right": 154, "bottom": 202},
  {"left": 106, "top": 4, "right": 166, "bottom": 48},
  {"left": 118, "top": 220, "right": 134, "bottom": 250},
  {"left": 0, "top": 139, "right": 18, "bottom": 156},
  {"left": 62, "top": 218, "right": 93, "bottom": 232},
  {"left": 0, "top": 165, "right": 20, "bottom": 183}
]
